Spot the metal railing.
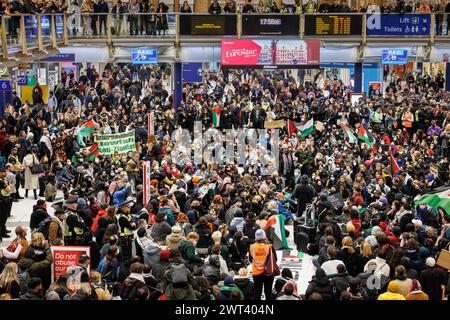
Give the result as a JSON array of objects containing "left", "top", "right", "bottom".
[{"left": 1, "top": 12, "right": 448, "bottom": 60}]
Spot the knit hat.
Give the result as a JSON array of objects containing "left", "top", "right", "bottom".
[
  {"left": 192, "top": 176, "right": 200, "bottom": 183},
  {"left": 255, "top": 229, "right": 266, "bottom": 241},
  {"left": 171, "top": 226, "right": 182, "bottom": 235},
  {"left": 426, "top": 257, "right": 436, "bottom": 267},
  {"left": 159, "top": 249, "right": 170, "bottom": 262},
  {"left": 223, "top": 276, "right": 234, "bottom": 286},
  {"left": 388, "top": 281, "right": 400, "bottom": 293},
  {"left": 412, "top": 219, "right": 423, "bottom": 228},
  {"left": 267, "top": 200, "right": 278, "bottom": 211}
]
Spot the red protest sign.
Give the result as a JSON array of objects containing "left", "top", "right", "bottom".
[{"left": 50, "top": 246, "right": 91, "bottom": 282}]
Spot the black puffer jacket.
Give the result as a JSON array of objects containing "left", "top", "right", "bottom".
[
  {"left": 304, "top": 268, "right": 334, "bottom": 300},
  {"left": 234, "top": 277, "right": 255, "bottom": 300}
]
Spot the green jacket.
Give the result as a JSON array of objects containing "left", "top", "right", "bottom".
[{"left": 178, "top": 240, "right": 202, "bottom": 263}]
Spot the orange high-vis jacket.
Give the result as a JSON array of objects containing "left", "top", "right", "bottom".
[{"left": 250, "top": 243, "right": 271, "bottom": 276}]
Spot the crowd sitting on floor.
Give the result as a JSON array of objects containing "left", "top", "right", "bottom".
[{"left": 0, "top": 61, "right": 449, "bottom": 300}]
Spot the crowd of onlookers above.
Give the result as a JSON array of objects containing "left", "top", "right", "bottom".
[{"left": 2, "top": 0, "right": 450, "bottom": 16}]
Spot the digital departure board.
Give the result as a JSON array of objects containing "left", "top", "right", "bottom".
[
  {"left": 179, "top": 15, "right": 237, "bottom": 36},
  {"left": 305, "top": 15, "right": 362, "bottom": 36},
  {"left": 242, "top": 15, "right": 300, "bottom": 36}
]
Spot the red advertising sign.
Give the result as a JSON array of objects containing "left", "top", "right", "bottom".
[
  {"left": 221, "top": 39, "right": 320, "bottom": 67},
  {"left": 370, "top": 81, "right": 381, "bottom": 91},
  {"left": 51, "top": 246, "right": 91, "bottom": 282}
]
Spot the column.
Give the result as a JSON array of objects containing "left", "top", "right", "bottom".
[
  {"left": 174, "top": 62, "right": 182, "bottom": 111},
  {"left": 354, "top": 62, "right": 363, "bottom": 92},
  {"left": 445, "top": 63, "right": 450, "bottom": 92}
]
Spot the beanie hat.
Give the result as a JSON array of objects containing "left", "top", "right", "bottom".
[
  {"left": 388, "top": 281, "right": 400, "bottom": 294},
  {"left": 171, "top": 225, "right": 182, "bottom": 235},
  {"left": 224, "top": 276, "right": 234, "bottom": 286},
  {"left": 267, "top": 200, "right": 278, "bottom": 211},
  {"left": 426, "top": 257, "right": 436, "bottom": 267},
  {"left": 411, "top": 219, "right": 423, "bottom": 228},
  {"left": 192, "top": 176, "right": 200, "bottom": 183},
  {"left": 159, "top": 249, "right": 170, "bottom": 262},
  {"left": 255, "top": 229, "right": 266, "bottom": 241}
]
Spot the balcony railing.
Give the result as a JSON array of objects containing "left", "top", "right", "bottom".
[{"left": 1, "top": 12, "right": 447, "bottom": 60}]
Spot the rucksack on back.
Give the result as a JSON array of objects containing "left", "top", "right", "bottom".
[
  {"left": 36, "top": 217, "right": 52, "bottom": 239},
  {"left": 171, "top": 263, "right": 188, "bottom": 286}
]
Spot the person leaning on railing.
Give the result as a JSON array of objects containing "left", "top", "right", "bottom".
[
  {"left": 242, "top": 0, "right": 256, "bottom": 13},
  {"left": 208, "top": 0, "right": 222, "bottom": 14},
  {"left": 80, "top": 0, "right": 94, "bottom": 37},
  {"left": 128, "top": 0, "right": 140, "bottom": 36},
  {"left": 180, "top": 0, "right": 192, "bottom": 13},
  {"left": 112, "top": 0, "right": 127, "bottom": 36},
  {"left": 223, "top": 0, "right": 237, "bottom": 13}
]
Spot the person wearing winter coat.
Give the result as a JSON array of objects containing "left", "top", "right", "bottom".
[
  {"left": 112, "top": 186, "right": 130, "bottom": 206},
  {"left": 162, "top": 248, "right": 196, "bottom": 300},
  {"left": 233, "top": 268, "right": 255, "bottom": 300},
  {"left": 330, "top": 264, "right": 353, "bottom": 298},
  {"left": 178, "top": 232, "right": 203, "bottom": 268},
  {"left": 150, "top": 213, "right": 172, "bottom": 243},
  {"left": 17, "top": 246, "right": 53, "bottom": 290},
  {"left": 195, "top": 216, "right": 213, "bottom": 255},
  {"left": 218, "top": 276, "right": 244, "bottom": 300},
  {"left": 242, "top": 212, "right": 260, "bottom": 244},
  {"left": 19, "top": 278, "right": 43, "bottom": 300},
  {"left": 119, "top": 262, "right": 147, "bottom": 300},
  {"left": 30, "top": 200, "right": 50, "bottom": 231},
  {"left": 151, "top": 249, "right": 170, "bottom": 282},
  {"left": 202, "top": 252, "right": 222, "bottom": 285},
  {"left": 420, "top": 257, "right": 448, "bottom": 301},
  {"left": 165, "top": 225, "right": 184, "bottom": 250},
  {"left": 273, "top": 268, "right": 299, "bottom": 299},
  {"left": 377, "top": 281, "right": 406, "bottom": 300},
  {"left": 305, "top": 268, "right": 335, "bottom": 300}
]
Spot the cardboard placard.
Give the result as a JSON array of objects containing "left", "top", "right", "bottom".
[{"left": 436, "top": 249, "right": 450, "bottom": 270}]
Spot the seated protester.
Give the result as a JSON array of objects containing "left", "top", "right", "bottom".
[
  {"left": 194, "top": 276, "right": 215, "bottom": 301},
  {"left": 389, "top": 265, "right": 413, "bottom": 298},
  {"left": 346, "top": 277, "right": 368, "bottom": 300},
  {"left": 217, "top": 276, "right": 244, "bottom": 300},
  {"left": 276, "top": 282, "right": 300, "bottom": 300},
  {"left": 47, "top": 273, "right": 72, "bottom": 300},
  {"left": 233, "top": 268, "right": 255, "bottom": 300},
  {"left": 242, "top": 212, "right": 260, "bottom": 244},
  {"left": 150, "top": 213, "right": 172, "bottom": 243},
  {"left": 0, "top": 262, "right": 21, "bottom": 299},
  {"left": 70, "top": 282, "right": 96, "bottom": 300},
  {"left": 89, "top": 271, "right": 112, "bottom": 300},
  {"left": 151, "top": 249, "right": 170, "bottom": 282},
  {"left": 166, "top": 225, "right": 184, "bottom": 250},
  {"left": 207, "top": 231, "right": 229, "bottom": 263},
  {"left": 363, "top": 249, "right": 390, "bottom": 280},
  {"left": 320, "top": 246, "right": 344, "bottom": 276},
  {"left": 178, "top": 232, "right": 203, "bottom": 269},
  {"left": 386, "top": 226, "right": 401, "bottom": 247},
  {"left": 405, "top": 278, "right": 429, "bottom": 300},
  {"left": 134, "top": 226, "right": 154, "bottom": 263},
  {"left": 204, "top": 244, "right": 228, "bottom": 279},
  {"left": 314, "top": 236, "right": 335, "bottom": 268},
  {"left": 273, "top": 268, "right": 299, "bottom": 299},
  {"left": 119, "top": 262, "right": 147, "bottom": 300},
  {"left": 336, "top": 236, "right": 362, "bottom": 277},
  {"left": 99, "top": 235, "right": 119, "bottom": 261},
  {"left": 66, "top": 255, "right": 90, "bottom": 284},
  {"left": 158, "top": 197, "right": 176, "bottom": 227},
  {"left": 330, "top": 264, "right": 353, "bottom": 299},
  {"left": 230, "top": 210, "right": 245, "bottom": 233},
  {"left": 194, "top": 216, "right": 213, "bottom": 256},
  {"left": 17, "top": 244, "right": 53, "bottom": 290},
  {"left": 97, "top": 246, "right": 120, "bottom": 284},
  {"left": 117, "top": 256, "right": 141, "bottom": 283},
  {"left": 162, "top": 248, "right": 196, "bottom": 300},
  {"left": 227, "top": 231, "right": 250, "bottom": 272},
  {"left": 377, "top": 281, "right": 406, "bottom": 300},
  {"left": 305, "top": 268, "right": 335, "bottom": 301},
  {"left": 20, "top": 277, "right": 43, "bottom": 300}
]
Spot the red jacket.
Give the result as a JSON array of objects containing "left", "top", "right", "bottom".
[{"left": 91, "top": 210, "right": 108, "bottom": 233}]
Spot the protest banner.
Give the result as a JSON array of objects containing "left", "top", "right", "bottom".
[
  {"left": 264, "top": 119, "right": 285, "bottom": 129},
  {"left": 328, "top": 193, "right": 345, "bottom": 208},
  {"left": 51, "top": 136, "right": 67, "bottom": 161},
  {"left": 95, "top": 130, "right": 136, "bottom": 155},
  {"left": 50, "top": 246, "right": 90, "bottom": 282}
]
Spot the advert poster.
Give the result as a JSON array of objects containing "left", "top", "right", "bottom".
[
  {"left": 221, "top": 40, "right": 320, "bottom": 67},
  {"left": 50, "top": 246, "right": 91, "bottom": 282}
]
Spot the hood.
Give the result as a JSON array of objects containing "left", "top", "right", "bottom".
[
  {"left": 208, "top": 255, "right": 221, "bottom": 268},
  {"left": 311, "top": 276, "right": 330, "bottom": 287},
  {"left": 127, "top": 273, "right": 145, "bottom": 284},
  {"left": 166, "top": 233, "right": 183, "bottom": 243},
  {"left": 18, "top": 257, "right": 34, "bottom": 270}
]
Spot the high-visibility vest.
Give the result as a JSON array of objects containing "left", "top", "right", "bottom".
[
  {"left": 63, "top": 212, "right": 84, "bottom": 237},
  {"left": 250, "top": 243, "right": 270, "bottom": 276},
  {"left": 0, "top": 177, "right": 11, "bottom": 197},
  {"left": 118, "top": 214, "right": 134, "bottom": 237}
]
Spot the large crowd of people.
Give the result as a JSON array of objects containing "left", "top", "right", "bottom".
[{"left": 0, "top": 60, "right": 449, "bottom": 301}]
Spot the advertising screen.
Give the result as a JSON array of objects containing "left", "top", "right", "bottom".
[
  {"left": 131, "top": 49, "right": 158, "bottom": 64},
  {"left": 179, "top": 15, "right": 237, "bottom": 36},
  {"left": 221, "top": 40, "right": 320, "bottom": 68},
  {"left": 382, "top": 49, "right": 408, "bottom": 64}
]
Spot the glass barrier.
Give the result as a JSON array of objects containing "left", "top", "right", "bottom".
[
  {"left": 23, "top": 14, "right": 39, "bottom": 48},
  {"left": 66, "top": 13, "right": 176, "bottom": 38},
  {"left": 1, "top": 15, "right": 21, "bottom": 53}
]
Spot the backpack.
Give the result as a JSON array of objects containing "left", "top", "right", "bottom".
[
  {"left": 36, "top": 217, "right": 52, "bottom": 239},
  {"left": 170, "top": 263, "right": 188, "bottom": 286}
]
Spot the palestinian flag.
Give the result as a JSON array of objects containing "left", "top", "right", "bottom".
[
  {"left": 263, "top": 214, "right": 290, "bottom": 250},
  {"left": 341, "top": 123, "right": 357, "bottom": 144},
  {"left": 86, "top": 143, "right": 99, "bottom": 161},
  {"left": 297, "top": 118, "right": 314, "bottom": 137},
  {"left": 212, "top": 107, "right": 222, "bottom": 127},
  {"left": 77, "top": 119, "right": 99, "bottom": 147},
  {"left": 389, "top": 152, "right": 400, "bottom": 176},
  {"left": 414, "top": 187, "right": 450, "bottom": 215},
  {"left": 287, "top": 119, "right": 297, "bottom": 137},
  {"left": 357, "top": 123, "right": 374, "bottom": 147}
]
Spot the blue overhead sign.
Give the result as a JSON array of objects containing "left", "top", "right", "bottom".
[
  {"left": 0, "top": 80, "right": 11, "bottom": 91},
  {"left": 131, "top": 49, "right": 158, "bottom": 64},
  {"left": 367, "top": 14, "right": 430, "bottom": 36},
  {"left": 182, "top": 62, "right": 203, "bottom": 83},
  {"left": 17, "top": 76, "right": 27, "bottom": 86},
  {"left": 382, "top": 50, "right": 408, "bottom": 64}
]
